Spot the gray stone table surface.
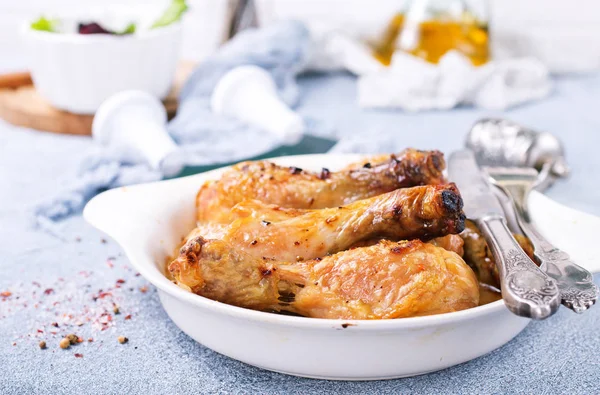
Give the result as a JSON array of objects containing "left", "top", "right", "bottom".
[{"left": 1, "top": 72, "right": 599, "bottom": 394}]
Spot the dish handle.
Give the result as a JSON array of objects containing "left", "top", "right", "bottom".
[
  {"left": 83, "top": 179, "right": 197, "bottom": 252},
  {"left": 83, "top": 187, "right": 143, "bottom": 245},
  {"left": 529, "top": 191, "right": 600, "bottom": 274}
]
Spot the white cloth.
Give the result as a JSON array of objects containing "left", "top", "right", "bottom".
[
  {"left": 357, "top": 50, "right": 551, "bottom": 111},
  {"left": 303, "top": 24, "right": 552, "bottom": 112}
]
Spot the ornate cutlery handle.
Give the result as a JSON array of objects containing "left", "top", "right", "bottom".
[
  {"left": 533, "top": 245, "right": 598, "bottom": 313},
  {"left": 501, "top": 184, "right": 599, "bottom": 313},
  {"left": 477, "top": 214, "right": 561, "bottom": 320}
]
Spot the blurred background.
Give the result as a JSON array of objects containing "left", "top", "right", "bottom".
[{"left": 3, "top": 0, "right": 600, "bottom": 73}]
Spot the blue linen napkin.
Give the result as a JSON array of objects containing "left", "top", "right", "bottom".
[{"left": 33, "top": 20, "right": 335, "bottom": 227}]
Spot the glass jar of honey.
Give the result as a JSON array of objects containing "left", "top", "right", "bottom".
[{"left": 372, "top": 0, "right": 489, "bottom": 66}]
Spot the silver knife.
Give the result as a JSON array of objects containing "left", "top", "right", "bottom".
[{"left": 449, "top": 149, "right": 561, "bottom": 319}]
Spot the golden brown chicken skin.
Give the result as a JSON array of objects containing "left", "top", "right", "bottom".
[
  {"left": 196, "top": 149, "right": 446, "bottom": 223},
  {"left": 184, "top": 184, "right": 466, "bottom": 262},
  {"left": 428, "top": 234, "right": 465, "bottom": 256},
  {"left": 169, "top": 238, "right": 479, "bottom": 319},
  {"left": 345, "top": 234, "right": 464, "bottom": 256},
  {"left": 341, "top": 151, "right": 443, "bottom": 171}
]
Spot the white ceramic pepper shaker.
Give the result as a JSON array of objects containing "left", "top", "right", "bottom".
[
  {"left": 211, "top": 65, "right": 304, "bottom": 145},
  {"left": 92, "top": 90, "right": 183, "bottom": 177}
]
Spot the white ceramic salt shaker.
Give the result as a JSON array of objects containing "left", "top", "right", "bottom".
[
  {"left": 92, "top": 90, "right": 183, "bottom": 177},
  {"left": 211, "top": 66, "right": 304, "bottom": 145}
]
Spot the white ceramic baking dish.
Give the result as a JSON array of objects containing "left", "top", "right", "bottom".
[{"left": 83, "top": 154, "right": 600, "bottom": 380}]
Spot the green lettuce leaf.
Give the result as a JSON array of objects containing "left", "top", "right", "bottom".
[
  {"left": 151, "top": 0, "right": 188, "bottom": 29},
  {"left": 31, "top": 16, "right": 59, "bottom": 33},
  {"left": 117, "top": 23, "right": 136, "bottom": 35}
]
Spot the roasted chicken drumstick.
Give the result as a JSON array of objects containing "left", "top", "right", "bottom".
[
  {"left": 169, "top": 238, "right": 479, "bottom": 319},
  {"left": 461, "top": 220, "right": 535, "bottom": 289},
  {"left": 196, "top": 149, "right": 446, "bottom": 223},
  {"left": 185, "top": 184, "right": 466, "bottom": 262}
]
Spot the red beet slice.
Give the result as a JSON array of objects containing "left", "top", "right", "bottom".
[{"left": 78, "top": 22, "right": 113, "bottom": 35}]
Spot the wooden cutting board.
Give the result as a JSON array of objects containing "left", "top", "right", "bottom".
[{"left": 0, "top": 61, "right": 195, "bottom": 136}]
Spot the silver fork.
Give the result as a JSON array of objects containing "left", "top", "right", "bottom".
[{"left": 485, "top": 166, "right": 598, "bottom": 313}]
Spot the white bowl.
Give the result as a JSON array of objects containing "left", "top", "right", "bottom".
[
  {"left": 22, "top": 16, "right": 181, "bottom": 114},
  {"left": 83, "top": 154, "right": 600, "bottom": 380}
]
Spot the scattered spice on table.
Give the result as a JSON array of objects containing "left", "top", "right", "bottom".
[
  {"left": 74, "top": 353, "right": 83, "bottom": 358},
  {"left": 118, "top": 336, "right": 128, "bottom": 344},
  {"left": 59, "top": 338, "right": 70, "bottom": 349},
  {"left": 1, "top": 253, "right": 151, "bottom": 354},
  {"left": 66, "top": 334, "right": 79, "bottom": 344}
]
